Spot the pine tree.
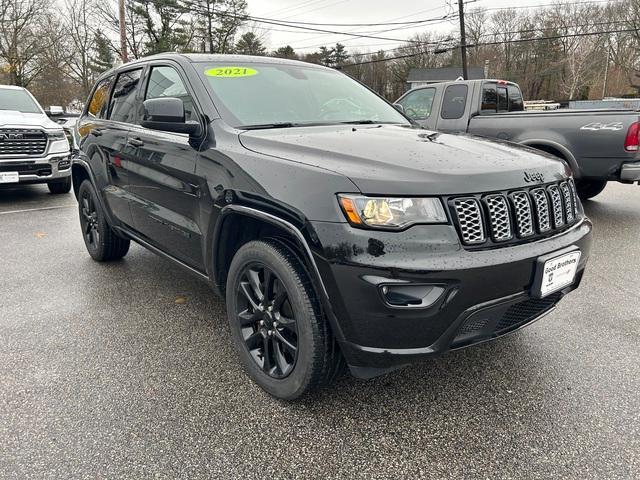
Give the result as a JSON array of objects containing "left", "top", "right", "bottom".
[
  {"left": 272, "top": 45, "right": 297, "bottom": 60},
  {"left": 235, "top": 32, "right": 266, "bottom": 55},
  {"left": 90, "top": 30, "right": 115, "bottom": 75}
]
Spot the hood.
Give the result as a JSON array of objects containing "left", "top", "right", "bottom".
[
  {"left": 239, "top": 124, "right": 570, "bottom": 195},
  {"left": 0, "top": 110, "right": 61, "bottom": 131}
]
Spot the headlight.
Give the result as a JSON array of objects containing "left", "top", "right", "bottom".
[
  {"left": 338, "top": 195, "right": 447, "bottom": 229},
  {"left": 48, "top": 130, "right": 66, "bottom": 139}
]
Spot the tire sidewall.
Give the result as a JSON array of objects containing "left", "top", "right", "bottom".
[
  {"left": 226, "top": 242, "right": 318, "bottom": 400},
  {"left": 78, "top": 180, "right": 106, "bottom": 259}
]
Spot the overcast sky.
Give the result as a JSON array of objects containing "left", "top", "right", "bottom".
[{"left": 245, "top": 0, "right": 555, "bottom": 53}]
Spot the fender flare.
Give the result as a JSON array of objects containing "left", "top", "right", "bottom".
[
  {"left": 211, "top": 204, "right": 345, "bottom": 341},
  {"left": 519, "top": 139, "right": 582, "bottom": 178},
  {"left": 71, "top": 157, "right": 117, "bottom": 227}
]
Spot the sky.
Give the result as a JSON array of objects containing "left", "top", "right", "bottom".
[{"left": 244, "top": 0, "right": 564, "bottom": 53}]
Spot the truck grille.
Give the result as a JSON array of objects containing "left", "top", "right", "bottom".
[
  {"left": 451, "top": 179, "right": 580, "bottom": 248},
  {"left": 0, "top": 129, "right": 48, "bottom": 157}
]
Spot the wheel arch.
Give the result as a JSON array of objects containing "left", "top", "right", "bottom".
[
  {"left": 211, "top": 205, "right": 345, "bottom": 341},
  {"left": 519, "top": 139, "right": 581, "bottom": 177}
]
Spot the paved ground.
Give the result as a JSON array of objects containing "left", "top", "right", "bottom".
[{"left": 0, "top": 182, "right": 638, "bottom": 479}]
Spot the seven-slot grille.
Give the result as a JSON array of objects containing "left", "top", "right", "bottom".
[
  {"left": 452, "top": 179, "right": 580, "bottom": 247},
  {"left": 0, "top": 129, "right": 48, "bottom": 157}
]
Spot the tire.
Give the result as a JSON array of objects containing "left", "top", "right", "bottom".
[
  {"left": 226, "top": 239, "right": 344, "bottom": 400},
  {"left": 77, "top": 179, "right": 130, "bottom": 262},
  {"left": 48, "top": 176, "right": 72, "bottom": 194},
  {"left": 576, "top": 179, "right": 607, "bottom": 200}
]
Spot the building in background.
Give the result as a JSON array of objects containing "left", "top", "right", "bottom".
[{"left": 406, "top": 67, "right": 485, "bottom": 90}]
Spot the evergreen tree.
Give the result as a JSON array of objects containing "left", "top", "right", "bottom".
[
  {"left": 235, "top": 32, "right": 266, "bottom": 55},
  {"left": 90, "top": 30, "right": 115, "bottom": 75},
  {"left": 130, "top": 0, "right": 192, "bottom": 54},
  {"left": 272, "top": 45, "right": 297, "bottom": 60}
]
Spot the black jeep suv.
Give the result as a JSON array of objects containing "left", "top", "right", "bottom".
[{"left": 73, "top": 54, "right": 592, "bottom": 400}]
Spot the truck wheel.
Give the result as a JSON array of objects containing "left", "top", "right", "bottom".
[
  {"left": 77, "top": 179, "right": 130, "bottom": 262},
  {"left": 576, "top": 179, "right": 607, "bottom": 200},
  {"left": 48, "top": 177, "right": 72, "bottom": 194},
  {"left": 226, "top": 239, "right": 344, "bottom": 400}
]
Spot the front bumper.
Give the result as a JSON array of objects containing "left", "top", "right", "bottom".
[
  {"left": 0, "top": 153, "right": 71, "bottom": 185},
  {"left": 620, "top": 161, "right": 640, "bottom": 182},
  {"left": 310, "top": 217, "right": 592, "bottom": 375}
]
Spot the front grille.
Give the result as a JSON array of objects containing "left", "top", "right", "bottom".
[
  {"left": 451, "top": 180, "right": 581, "bottom": 248},
  {"left": 0, "top": 163, "right": 51, "bottom": 176},
  {"left": 0, "top": 129, "right": 48, "bottom": 156}
]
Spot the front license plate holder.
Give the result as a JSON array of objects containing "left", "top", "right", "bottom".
[
  {"left": 0, "top": 171, "right": 19, "bottom": 183},
  {"left": 532, "top": 247, "right": 581, "bottom": 299}
]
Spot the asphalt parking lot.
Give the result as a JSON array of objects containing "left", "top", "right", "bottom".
[{"left": 1, "top": 182, "right": 638, "bottom": 479}]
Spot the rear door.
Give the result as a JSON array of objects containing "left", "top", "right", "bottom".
[
  {"left": 126, "top": 63, "right": 205, "bottom": 270},
  {"left": 78, "top": 72, "right": 140, "bottom": 227}
]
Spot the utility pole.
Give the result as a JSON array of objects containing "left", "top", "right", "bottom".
[
  {"left": 602, "top": 39, "right": 610, "bottom": 99},
  {"left": 458, "top": 0, "right": 468, "bottom": 80},
  {"left": 118, "top": 0, "right": 129, "bottom": 63}
]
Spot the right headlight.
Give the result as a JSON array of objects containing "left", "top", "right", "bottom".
[{"left": 338, "top": 194, "right": 447, "bottom": 230}]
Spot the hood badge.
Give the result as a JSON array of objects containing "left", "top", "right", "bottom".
[{"left": 524, "top": 171, "right": 545, "bottom": 184}]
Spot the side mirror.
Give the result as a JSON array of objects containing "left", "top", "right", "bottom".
[
  {"left": 141, "top": 98, "right": 200, "bottom": 135},
  {"left": 393, "top": 103, "right": 404, "bottom": 114}
]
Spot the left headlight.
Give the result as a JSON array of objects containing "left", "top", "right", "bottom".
[
  {"left": 48, "top": 130, "right": 66, "bottom": 140},
  {"left": 338, "top": 194, "right": 447, "bottom": 229}
]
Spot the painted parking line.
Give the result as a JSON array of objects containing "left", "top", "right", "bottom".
[{"left": 0, "top": 204, "right": 76, "bottom": 215}]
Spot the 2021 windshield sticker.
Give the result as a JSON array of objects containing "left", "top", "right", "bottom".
[{"left": 205, "top": 67, "right": 258, "bottom": 78}]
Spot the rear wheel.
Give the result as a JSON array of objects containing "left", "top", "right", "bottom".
[
  {"left": 48, "top": 177, "right": 71, "bottom": 194},
  {"left": 226, "top": 239, "right": 343, "bottom": 400},
  {"left": 576, "top": 179, "right": 607, "bottom": 200},
  {"left": 78, "top": 179, "right": 130, "bottom": 261}
]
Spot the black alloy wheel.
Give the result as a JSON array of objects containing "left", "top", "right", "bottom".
[
  {"left": 236, "top": 263, "right": 299, "bottom": 379},
  {"left": 80, "top": 190, "right": 100, "bottom": 249}
]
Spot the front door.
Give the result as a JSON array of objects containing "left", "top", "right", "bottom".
[{"left": 126, "top": 64, "right": 205, "bottom": 270}]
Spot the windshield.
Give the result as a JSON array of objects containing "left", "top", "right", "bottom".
[
  {"left": 198, "top": 62, "right": 409, "bottom": 128},
  {"left": 0, "top": 89, "right": 42, "bottom": 114}
]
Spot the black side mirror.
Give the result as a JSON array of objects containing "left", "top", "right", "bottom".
[
  {"left": 393, "top": 103, "right": 404, "bottom": 114},
  {"left": 141, "top": 98, "right": 200, "bottom": 135}
]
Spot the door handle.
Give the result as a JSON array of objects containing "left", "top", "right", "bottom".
[
  {"left": 127, "top": 137, "right": 144, "bottom": 147},
  {"left": 90, "top": 129, "right": 102, "bottom": 137}
]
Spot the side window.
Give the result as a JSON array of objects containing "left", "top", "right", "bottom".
[
  {"left": 398, "top": 88, "right": 436, "bottom": 120},
  {"left": 441, "top": 84, "right": 468, "bottom": 120},
  {"left": 497, "top": 87, "right": 508, "bottom": 112},
  {"left": 145, "top": 66, "right": 197, "bottom": 122},
  {"left": 87, "top": 76, "right": 114, "bottom": 119},
  {"left": 508, "top": 85, "right": 524, "bottom": 112},
  {"left": 109, "top": 69, "right": 143, "bottom": 124},
  {"left": 481, "top": 85, "right": 497, "bottom": 113}
]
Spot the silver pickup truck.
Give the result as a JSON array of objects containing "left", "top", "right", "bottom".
[
  {"left": 0, "top": 85, "right": 72, "bottom": 193},
  {"left": 395, "top": 79, "right": 640, "bottom": 200}
]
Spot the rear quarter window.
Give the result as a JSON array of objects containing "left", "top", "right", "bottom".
[
  {"left": 508, "top": 85, "right": 524, "bottom": 112},
  {"left": 87, "top": 76, "right": 114, "bottom": 119},
  {"left": 441, "top": 84, "right": 468, "bottom": 120}
]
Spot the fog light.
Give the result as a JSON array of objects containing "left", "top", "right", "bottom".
[
  {"left": 380, "top": 284, "right": 445, "bottom": 308},
  {"left": 58, "top": 158, "right": 71, "bottom": 169}
]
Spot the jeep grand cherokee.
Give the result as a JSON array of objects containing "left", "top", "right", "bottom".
[{"left": 72, "top": 54, "right": 592, "bottom": 400}]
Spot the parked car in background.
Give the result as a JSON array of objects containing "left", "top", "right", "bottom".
[
  {"left": 395, "top": 79, "right": 640, "bottom": 200},
  {"left": 73, "top": 54, "right": 591, "bottom": 400},
  {"left": 0, "top": 86, "right": 72, "bottom": 193}
]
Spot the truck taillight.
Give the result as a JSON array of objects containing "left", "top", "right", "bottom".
[{"left": 624, "top": 121, "right": 640, "bottom": 152}]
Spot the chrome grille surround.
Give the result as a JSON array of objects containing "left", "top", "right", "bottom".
[
  {"left": 547, "top": 185, "right": 565, "bottom": 228},
  {"left": 531, "top": 188, "right": 551, "bottom": 233},
  {"left": 509, "top": 191, "right": 534, "bottom": 238},
  {"left": 484, "top": 194, "right": 513, "bottom": 242},
  {"left": 0, "top": 128, "right": 48, "bottom": 157},
  {"left": 560, "top": 182, "right": 575, "bottom": 223},
  {"left": 450, "top": 180, "right": 581, "bottom": 248},
  {"left": 452, "top": 198, "right": 486, "bottom": 245}
]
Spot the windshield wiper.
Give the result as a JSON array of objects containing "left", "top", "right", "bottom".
[{"left": 239, "top": 122, "right": 297, "bottom": 130}]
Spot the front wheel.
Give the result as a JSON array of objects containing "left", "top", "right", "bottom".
[
  {"left": 77, "top": 179, "right": 130, "bottom": 262},
  {"left": 576, "top": 179, "right": 607, "bottom": 200},
  {"left": 48, "top": 177, "right": 71, "bottom": 194},
  {"left": 226, "top": 240, "right": 344, "bottom": 400}
]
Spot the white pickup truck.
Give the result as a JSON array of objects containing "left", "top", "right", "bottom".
[{"left": 0, "top": 85, "right": 72, "bottom": 193}]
